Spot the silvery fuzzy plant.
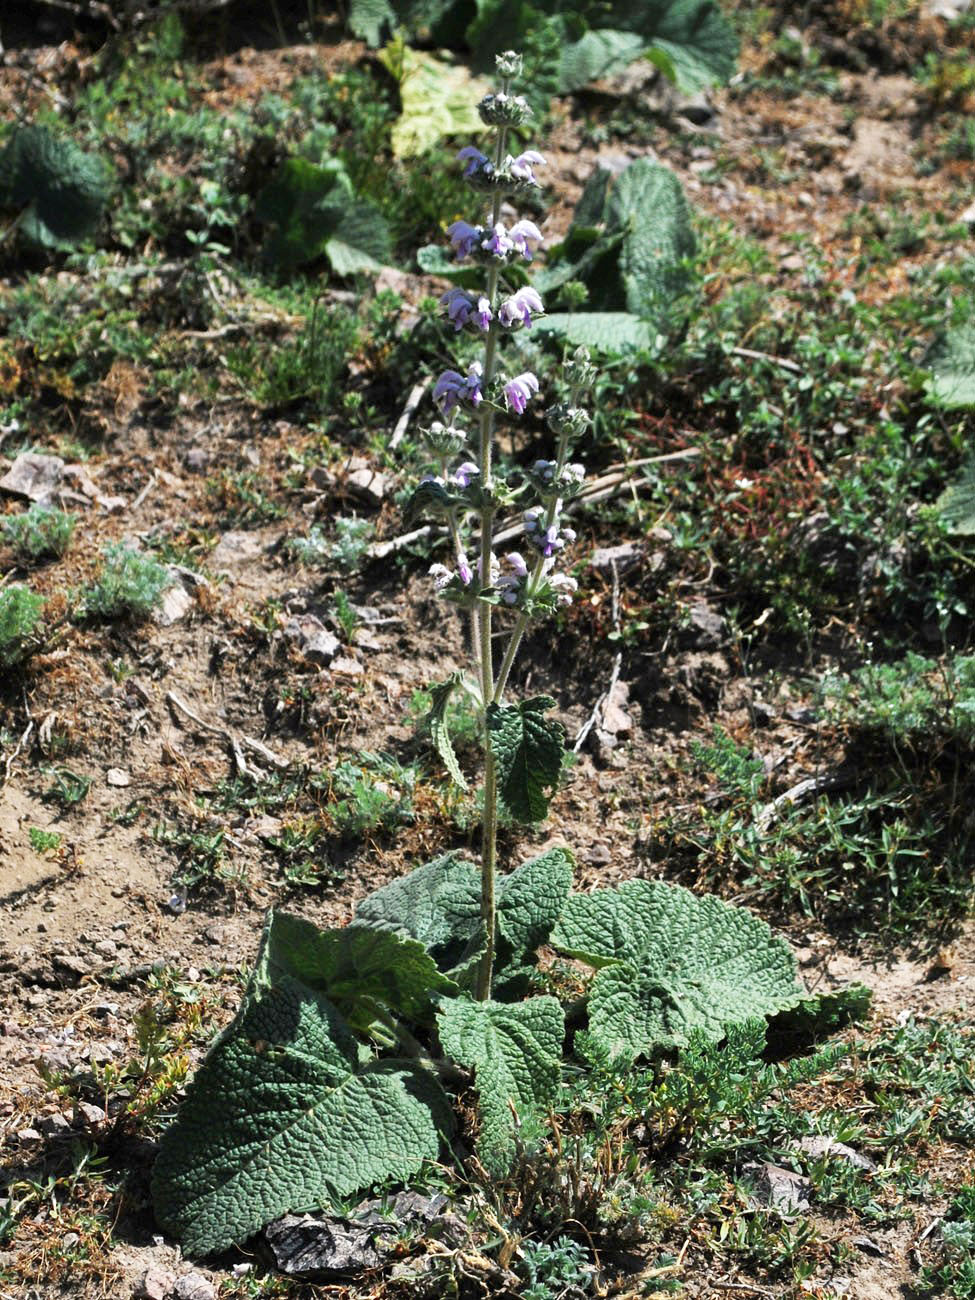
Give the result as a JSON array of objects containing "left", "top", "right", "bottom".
[{"left": 151, "top": 55, "right": 811, "bottom": 1261}]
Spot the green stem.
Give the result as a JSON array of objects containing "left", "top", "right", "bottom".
[{"left": 474, "top": 117, "right": 509, "bottom": 1002}]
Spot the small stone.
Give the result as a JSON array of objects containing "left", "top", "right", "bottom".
[
  {"left": 589, "top": 541, "right": 643, "bottom": 574},
  {"left": 798, "top": 1136, "right": 876, "bottom": 1172},
  {"left": 686, "top": 601, "right": 725, "bottom": 648},
  {"left": 93, "top": 938, "right": 118, "bottom": 958},
  {"left": 173, "top": 1271, "right": 216, "bottom": 1300},
  {"left": 583, "top": 843, "right": 612, "bottom": 866},
  {"left": 17, "top": 1128, "right": 42, "bottom": 1144},
  {"left": 203, "top": 924, "right": 226, "bottom": 946},
  {"left": 183, "top": 448, "right": 210, "bottom": 474},
  {"left": 309, "top": 465, "right": 335, "bottom": 491},
  {"left": 330, "top": 655, "right": 363, "bottom": 677},
  {"left": 38, "top": 1112, "right": 71, "bottom": 1136},
  {"left": 135, "top": 1265, "right": 176, "bottom": 1300},
  {"left": 210, "top": 530, "right": 265, "bottom": 568},
  {"left": 284, "top": 614, "right": 340, "bottom": 665},
  {"left": 743, "top": 1162, "right": 811, "bottom": 1214},
  {"left": 61, "top": 1231, "right": 80, "bottom": 1250},
  {"left": 346, "top": 462, "right": 387, "bottom": 506},
  {"left": 52, "top": 953, "right": 89, "bottom": 982},
  {"left": 155, "top": 580, "right": 194, "bottom": 627},
  {"left": 106, "top": 768, "right": 131, "bottom": 788}
]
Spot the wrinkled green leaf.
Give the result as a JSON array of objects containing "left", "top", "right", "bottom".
[
  {"left": 497, "top": 846, "right": 573, "bottom": 957},
  {"left": 558, "top": 29, "right": 646, "bottom": 93},
  {"left": 437, "top": 995, "right": 563, "bottom": 1172},
  {"left": 262, "top": 911, "right": 456, "bottom": 1030},
  {"left": 381, "top": 46, "right": 491, "bottom": 158},
  {"left": 347, "top": 0, "right": 396, "bottom": 45},
  {"left": 255, "top": 157, "right": 390, "bottom": 274},
  {"left": 353, "top": 853, "right": 482, "bottom": 968},
  {"left": 553, "top": 879, "right": 803, "bottom": 1056},
  {"left": 926, "top": 324, "right": 975, "bottom": 410},
  {"left": 0, "top": 124, "right": 112, "bottom": 249},
  {"left": 937, "top": 456, "right": 975, "bottom": 536},
  {"left": 152, "top": 964, "right": 450, "bottom": 1255},
  {"left": 426, "top": 673, "right": 468, "bottom": 790},
  {"left": 487, "top": 695, "right": 566, "bottom": 824},
  {"left": 535, "top": 311, "right": 659, "bottom": 352},
  {"left": 607, "top": 160, "right": 696, "bottom": 318}
]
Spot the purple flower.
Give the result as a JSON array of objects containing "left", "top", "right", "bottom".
[
  {"left": 509, "top": 219, "right": 543, "bottom": 260},
  {"left": 457, "top": 555, "right": 473, "bottom": 585},
  {"left": 504, "top": 371, "right": 539, "bottom": 415},
  {"left": 505, "top": 551, "right": 528, "bottom": 577},
  {"left": 509, "top": 150, "right": 545, "bottom": 184},
  {"left": 429, "top": 563, "right": 452, "bottom": 591},
  {"left": 454, "top": 461, "right": 479, "bottom": 488},
  {"left": 481, "top": 222, "right": 514, "bottom": 258},
  {"left": 475, "top": 296, "right": 492, "bottom": 329},
  {"left": 498, "top": 286, "right": 544, "bottom": 329},
  {"left": 446, "top": 220, "right": 482, "bottom": 260},
  {"left": 457, "top": 145, "right": 489, "bottom": 178},
  {"left": 440, "top": 288, "right": 473, "bottom": 331},
  {"left": 434, "top": 361, "right": 483, "bottom": 414}
]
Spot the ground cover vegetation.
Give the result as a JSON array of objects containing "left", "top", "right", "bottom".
[{"left": 1, "top": 0, "right": 975, "bottom": 1297}]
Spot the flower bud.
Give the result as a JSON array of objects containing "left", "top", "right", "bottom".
[
  {"left": 478, "top": 92, "right": 532, "bottom": 127},
  {"left": 495, "top": 50, "right": 523, "bottom": 79},
  {"left": 545, "top": 403, "right": 591, "bottom": 440},
  {"left": 422, "top": 422, "right": 467, "bottom": 458},
  {"left": 562, "top": 347, "right": 597, "bottom": 392}
]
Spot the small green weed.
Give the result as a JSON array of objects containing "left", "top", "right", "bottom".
[
  {"left": 288, "top": 516, "right": 374, "bottom": 572},
  {"left": 224, "top": 302, "right": 358, "bottom": 413},
  {"left": 518, "top": 1235, "right": 592, "bottom": 1299},
  {"left": 822, "top": 653, "right": 975, "bottom": 747},
  {"left": 0, "top": 583, "right": 45, "bottom": 667},
  {"left": 329, "top": 751, "right": 415, "bottom": 841},
  {"left": 28, "top": 826, "right": 62, "bottom": 854},
  {"left": 43, "top": 767, "right": 91, "bottom": 808},
  {"left": 331, "top": 589, "right": 360, "bottom": 641},
  {"left": 154, "top": 821, "right": 241, "bottom": 891},
  {"left": 920, "top": 1183, "right": 975, "bottom": 1298},
  {"left": 2, "top": 504, "right": 75, "bottom": 561},
  {"left": 267, "top": 817, "right": 342, "bottom": 888},
  {"left": 81, "top": 545, "right": 172, "bottom": 621}
]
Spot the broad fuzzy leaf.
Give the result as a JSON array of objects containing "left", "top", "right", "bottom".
[
  {"left": 607, "top": 160, "right": 696, "bottom": 318},
  {"left": 425, "top": 674, "right": 468, "bottom": 790},
  {"left": 552, "top": 879, "right": 803, "bottom": 1056},
  {"left": 558, "top": 29, "right": 646, "bottom": 93},
  {"left": 347, "top": 0, "right": 396, "bottom": 45},
  {"left": 381, "top": 47, "right": 490, "bottom": 158},
  {"left": 152, "top": 970, "right": 450, "bottom": 1256},
  {"left": 937, "top": 457, "right": 975, "bottom": 536},
  {"left": 263, "top": 911, "right": 456, "bottom": 1029},
  {"left": 496, "top": 846, "right": 573, "bottom": 957},
  {"left": 437, "top": 996, "right": 564, "bottom": 1172},
  {"left": 352, "top": 852, "right": 482, "bottom": 970},
  {"left": 487, "top": 695, "right": 566, "bottom": 823},
  {"left": 926, "top": 325, "right": 975, "bottom": 410},
  {"left": 255, "top": 157, "right": 390, "bottom": 274},
  {"left": 644, "top": 0, "right": 739, "bottom": 92},
  {"left": 535, "top": 311, "right": 658, "bottom": 353},
  {"left": 0, "top": 124, "right": 112, "bottom": 249}
]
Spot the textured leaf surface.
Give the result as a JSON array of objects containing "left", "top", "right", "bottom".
[
  {"left": 647, "top": 0, "right": 739, "bottom": 92},
  {"left": 496, "top": 847, "right": 573, "bottom": 957},
  {"left": 437, "top": 996, "right": 563, "bottom": 1172},
  {"left": 606, "top": 161, "right": 696, "bottom": 319},
  {"left": 926, "top": 325, "right": 975, "bottom": 410},
  {"left": 255, "top": 158, "right": 389, "bottom": 273},
  {"left": 151, "top": 971, "right": 449, "bottom": 1256},
  {"left": 263, "top": 911, "right": 456, "bottom": 1028},
  {"left": 487, "top": 695, "right": 565, "bottom": 823},
  {"left": 558, "top": 29, "right": 646, "bottom": 93},
  {"left": 352, "top": 853, "right": 482, "bottom": 970},
  {"left": 425, "top": 674, "right": 468, "bottom": 790},
  {"left": 347, "top": 0, "right": 396, "bottom": 45},
  {"left": 382, "top": 47, "right": 490, "bottom": 158},
  {"left": 937, "top": 457, "right": 975, "bottom": 535},
  {"left": 0, "top": 124, "right": 111, "bottom": 249},
  {"left": 535, "top": 311, "right": 658, "bottom": 353},
  {"left": 553, "top": 879, "right": 803, "bottom": 1055}
]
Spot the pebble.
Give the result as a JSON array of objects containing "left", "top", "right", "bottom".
[
  {"left": 173, "top": 1272, "right": 217, "bottom": 1300},
  {"left": 135, "top": 1266, "right": 176, "bottom": 1300},
  {"left": 76, "top": 1101, "right": 107, "bottom": 1126}
]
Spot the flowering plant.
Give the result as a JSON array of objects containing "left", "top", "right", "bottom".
[{"left": 151, "top": 53, "right": 810, "bottom": 1263}]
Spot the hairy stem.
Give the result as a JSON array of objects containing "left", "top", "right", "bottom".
[{"left": 475, "top": 117, "right": 508, "bottom": 1002}]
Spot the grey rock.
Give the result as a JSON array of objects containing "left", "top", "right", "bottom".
[
  {"left": 686, "top": 601, "right": 725, "bottom": 648},
  {"left": 38, "top": 1112, "right": 71, "bottom": 1136},
  {"left": 209, "top": 530, "right": 266, "bottom": 568},
  {"left": 265, "top": 1214, "right": 382, "bottom": 1277},
  {"left": 346, "top": 463, "right": 387, "bottom": 506},
  {"left": 0, "top": 452, "right": 65, "bottom": 502},
  {"left": 173, "top": 1272, "right": 216, "bottom": 1300},
  {"left": 743, "top": 1161, "right": 811, "bottom": 1214},
  {"left": 134, "top": 1266, "right": 176, "bottom": 1300},
  {"left": 798, "top": 1136, "right": 876, "bottom": 1172},
  {"left": 183, "top": 448, "right": 210, "bottom": 474},
  {"left": 76, "top": 1101, "right": 107, "bottom": 1126},
  {"left": 154, "top": 580, "right": 194, "bottom": 627},
  {"left": 589, "top": 541, "right": 643, "bottom": 574},
  {"left": 283, "top": 614, "right": 340, "bottom": 665}
]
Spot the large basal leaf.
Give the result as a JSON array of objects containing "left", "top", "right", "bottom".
[
  {"left": 152, "top": 970, "right": 450, "bottom": 1256},
  {"left": 352, "top": 852, "right": 482, "bottom": 970},
  {"left": 606, "top": 160, "right": 696, "bottom": 319},
  {"left": 552, "top": 879, "right": 803, "bottom": 1057},
  {"left": 925, "top": 324, "right": 975, "bottom": 410},
  {"left": 937, "top": 457, "right": 975, "bottom": 536},
  {"left": 487, "top": 695, "right": 565, "bottom": 824},
  {"left": 496, "top": 846, "right": 573, "bottom": 958},
  {"left": 606, "top": 0, "right": 739, "bottom": 92},
  {"left": 437, "top": 995, "right": 564, "bottom": 1173},
  {"left": 0, "top": 124, "right": 112, "bottom": 249},
  {"left": 558, "top": 29, "right": 647, "bottom": 93},
  {"left": 262, "top": 911, "right": 456, "bottom": 1029},
  {"left": 535, "top": 311, "right": 659, "bottom": 353},
  {"left": 255, "top": 157, "right": 390, "bottom": 274},
  {"left": 381, "top": 46, "right": 491, "bottom": 159},
  {"left": 347, "top": 0, "right": 396, "bottom": 45}
]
